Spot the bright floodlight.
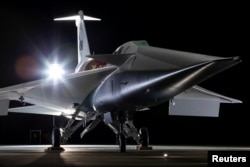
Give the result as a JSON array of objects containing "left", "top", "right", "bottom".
[
  {"left": 163, "top": 153, "right": 168, "bottom": 158},
  {"left": 46, "top": 63, "right": 65, "bottom": 80}
]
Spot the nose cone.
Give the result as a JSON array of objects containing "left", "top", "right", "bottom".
[{"left": 157, "top": 56, "right": 241, "bottom": 96}]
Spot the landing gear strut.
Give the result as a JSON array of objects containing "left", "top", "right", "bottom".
[
  {"left": 137, "top": 127, "right": 152, "bottom": 150},
  {"left": 118, "top": 122, "right": 126, "bottom": 152},
  {"left": 45, "top": 127, "right": 64, "bottom": 152},
  {"left": 108, "top": 111, "right": 152, "bottom": 152},
  {"left": 139, "top": 127, "right": 149, "bottom": 147},
  {"left": 52, "top": 127, "right": 60, "bottom": 147},
  {"left": 119, "top": 133, "right": 126, "bottom": 152}
]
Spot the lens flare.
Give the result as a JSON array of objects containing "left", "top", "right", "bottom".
[{"left": 46, "top": 63, "right": 65, "bottom": 80}]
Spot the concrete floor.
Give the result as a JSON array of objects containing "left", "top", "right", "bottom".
[{"left": 0, "top": 145, "right": 249, "bottom": 167}]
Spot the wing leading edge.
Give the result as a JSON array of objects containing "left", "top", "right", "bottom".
[
  {"left": 8, "top": 106, "right": 62, "bottom": 116},
  {"left": 0, "top": 66, "right": 116, "bottom": 116}
]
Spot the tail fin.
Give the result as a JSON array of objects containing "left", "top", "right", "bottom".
[{"left": 54, "top": 10, "right": 101, "bottom": 72}]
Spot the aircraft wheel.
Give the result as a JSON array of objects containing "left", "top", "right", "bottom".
[
  {"left": 119, "top": 134, "right": 126, "bottom": 152},
  {"left": 139, "top": 127, "right": 149, "bottom": 147},
  {"left": 52, "top": 127, "right": 60, "bottom": 147}
]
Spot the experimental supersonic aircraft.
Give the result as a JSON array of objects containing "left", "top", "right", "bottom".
[{"left": 0, "top": 11, "right": 242, "bottom": 152}]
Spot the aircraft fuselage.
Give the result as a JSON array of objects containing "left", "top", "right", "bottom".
[{"left": 79, "top": 53, "right": 240, "bottom": 117}]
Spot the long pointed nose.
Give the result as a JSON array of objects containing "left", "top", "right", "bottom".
[{"left": 121, "top": 57, "right": 241, "bottom": 107}]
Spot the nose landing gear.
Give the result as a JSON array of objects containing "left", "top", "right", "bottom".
[{"left": 136, "top": 127, "right": 152, "bottom": 150}]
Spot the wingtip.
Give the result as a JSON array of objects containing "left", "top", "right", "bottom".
[{"left": 233, "top": 56, "right": 241, "bottom": 62}]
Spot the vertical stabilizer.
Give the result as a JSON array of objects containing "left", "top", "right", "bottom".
[
  {"left": 76, "top": 11, "right": 90, "bottom": 72},
  {"left": 54, "top": 10, "right": 101, "bottom": 72}
]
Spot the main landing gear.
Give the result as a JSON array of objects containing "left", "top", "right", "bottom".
[
  {"left": 136, "top": 127, "right": 152, "bottom": 150},
  {"left": 118, "top": 133, "right": 126, "bottom": 152},
  {"left": 45, "top": 127, "right": 64, "bottom": 152},
  {"left": 113, "top": 119, "right": 151, "bottom": 152},
  {"left": 139, "top": 127, "right": 149, "bottom": 147},
  {"left": 117, "top": 126, "right": 151, "bottom": 152}
]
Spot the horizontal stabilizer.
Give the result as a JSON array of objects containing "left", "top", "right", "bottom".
[
  {"left": 169, "top": 86, "right": 242, "bottom": 117},
  {"left": 54, "top": 15, "right": 101, "bottom": 21},
  {"left": 87, "top": 54, "right": 134, "bottom": 66}
]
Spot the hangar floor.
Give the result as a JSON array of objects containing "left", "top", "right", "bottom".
[{"left": 0, "top": 145, "right": 249, "bottom": 167}]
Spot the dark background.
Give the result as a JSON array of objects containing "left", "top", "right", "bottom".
[{"left": 0, "top": 1, "right": 249, "bottom": 146}]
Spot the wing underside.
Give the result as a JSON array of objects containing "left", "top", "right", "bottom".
[
  {"left": 169, "top": 86, "right": 242, "bottom": 117},
  {"left": 8, "top": 105, "right": 62, "bottom": 116}
]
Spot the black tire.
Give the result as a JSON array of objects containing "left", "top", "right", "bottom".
[
  {"left": 52, "top": 127, "right": 60, "bottom": 147},
  {"left": 119, "top": 134, "right": 126, "bottom": 152},
  {"left": 139, "top": 127, "right": 149, "bottom": 147}
]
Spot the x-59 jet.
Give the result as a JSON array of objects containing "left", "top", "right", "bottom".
[{"left": 0, "top": 11, "right": 242, "bottom": 152}]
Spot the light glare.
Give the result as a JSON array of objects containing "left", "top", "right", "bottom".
[{"left": 46, "top": 63, "right": 65, "bottom": 80}]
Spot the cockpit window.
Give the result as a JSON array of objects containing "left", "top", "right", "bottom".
[
  {"left": 133, "top": 40, "right": 149, "bottom": 46},
  {"left": 113, "top": 40, "right": 148, "bottom": 54}
]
